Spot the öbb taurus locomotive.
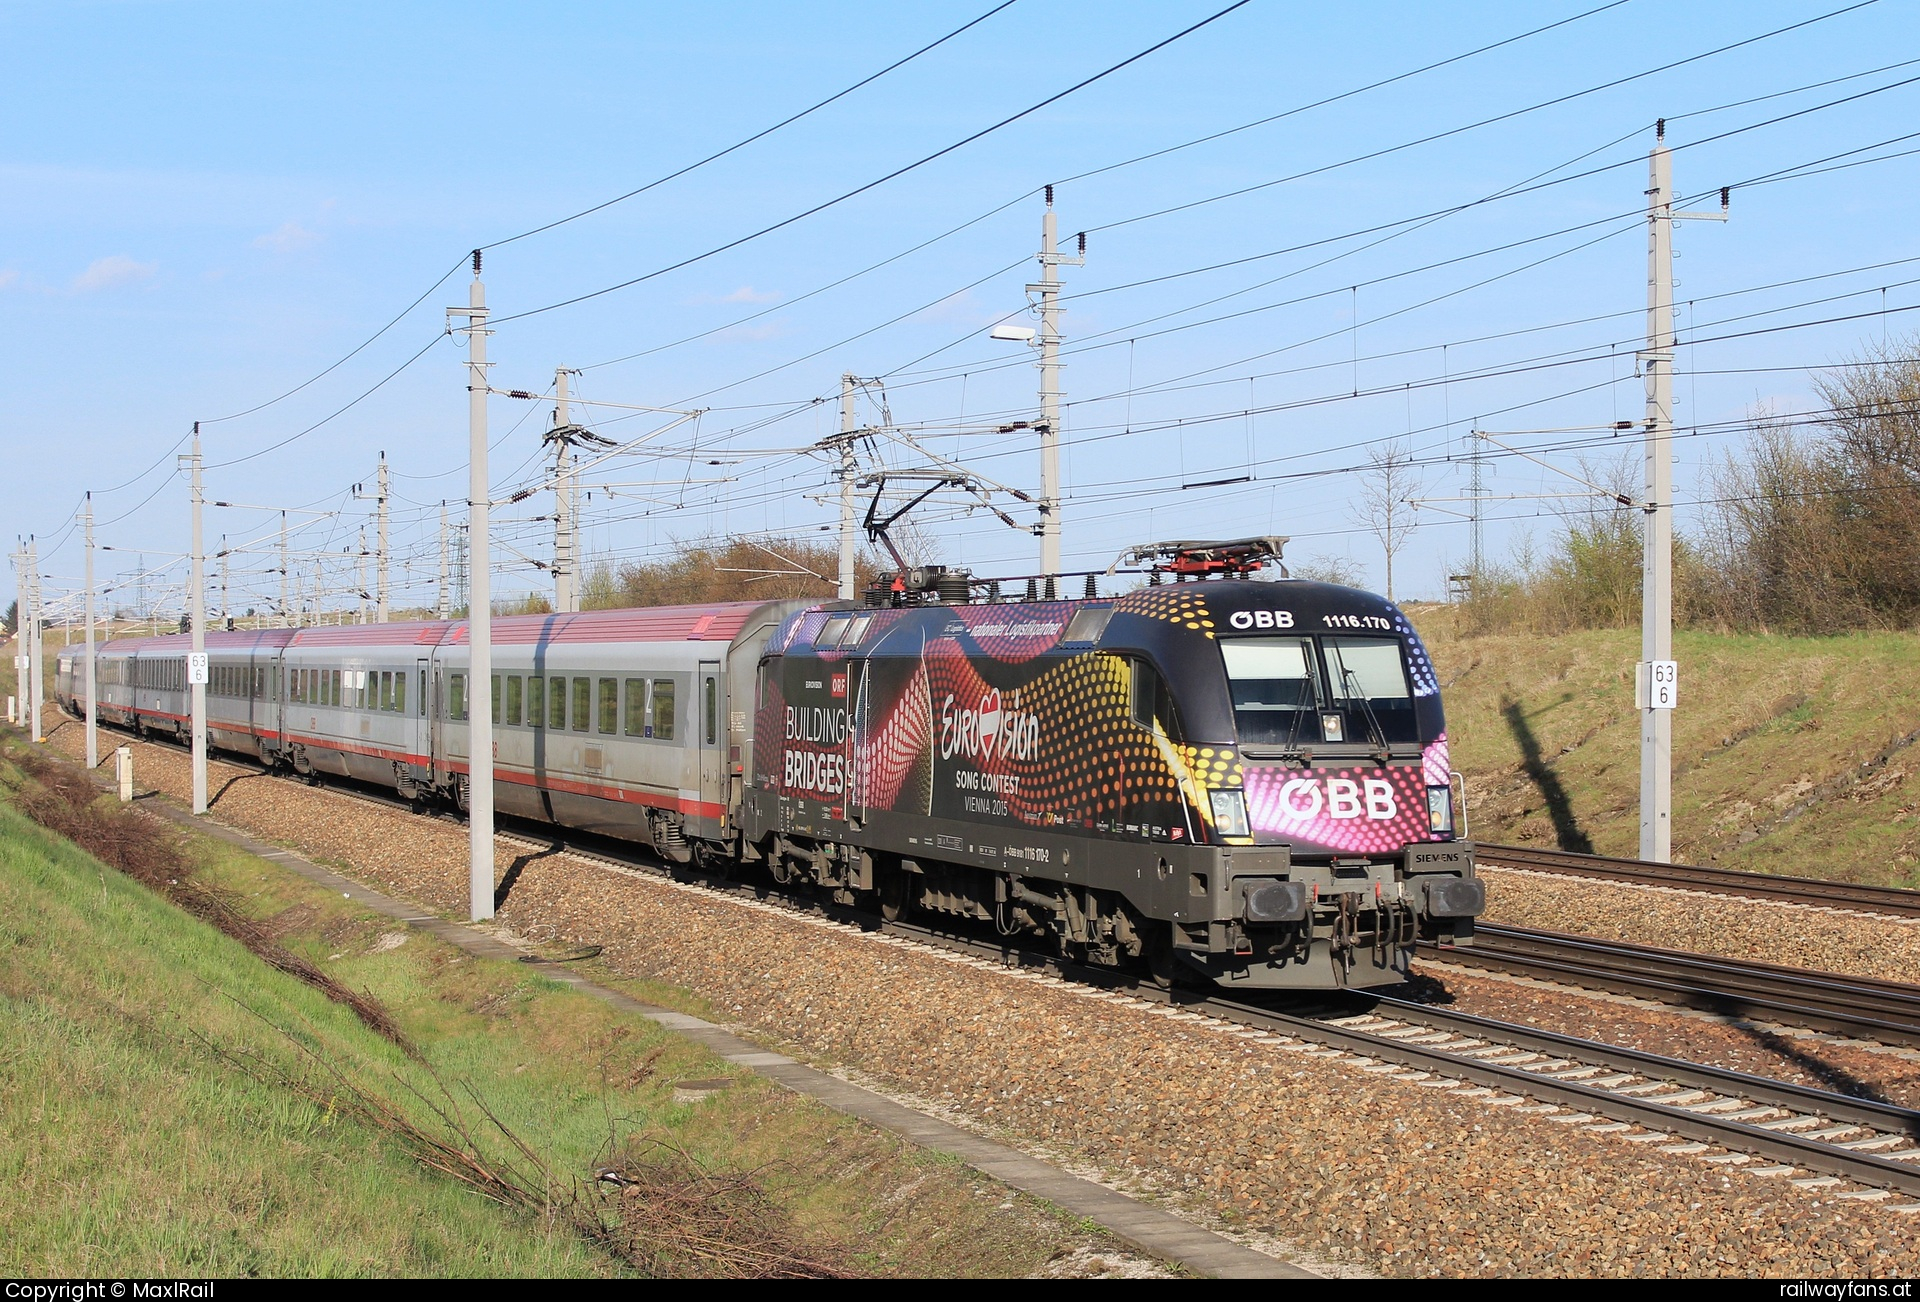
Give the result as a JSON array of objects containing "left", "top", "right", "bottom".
[{"left": 56, "top": 541, "right": 1482, "bottom": 989}]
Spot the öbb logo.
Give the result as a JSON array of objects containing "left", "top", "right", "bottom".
[
  {"left": 1228, "top": 609, "right": 1295, "bottom": 630},
  {"left": 1276, "top": 777, "right": 1397, "bottom": 821},
  {"left": 940, "top": 688, "right": 1040, "bottom": 762}
]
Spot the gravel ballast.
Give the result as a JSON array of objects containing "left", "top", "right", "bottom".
[{"left": 41, "top": 722, "right": 1920, "bottom": 1277}]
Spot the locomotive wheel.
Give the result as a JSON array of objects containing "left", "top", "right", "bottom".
[
  {"left": 878, "top": 865, "right": 913, "bottom": 922},
  {"left": 1144, "top": 922, "right": 1178, "bottom": 990}
]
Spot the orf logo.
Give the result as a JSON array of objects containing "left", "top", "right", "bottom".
[{"left": 830, "top": 672, "right": 847, "bottom": 698}]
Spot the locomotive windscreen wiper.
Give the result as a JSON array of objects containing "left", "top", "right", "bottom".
[{"left": 1339, "top": 664, "right": 1391, "bottom": 761}]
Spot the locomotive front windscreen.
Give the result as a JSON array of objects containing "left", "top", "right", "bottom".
[{"left": 1222, "top": 635, "right": 1419, "bottom": 747}]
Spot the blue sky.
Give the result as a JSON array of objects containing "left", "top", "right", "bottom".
[{"left": 5, "top": 0, "right": 1919, "bottom": 618}]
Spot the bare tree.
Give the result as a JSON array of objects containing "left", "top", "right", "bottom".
[{"left": 1359, "top": 440, "right": 1422, "bottom": 601}]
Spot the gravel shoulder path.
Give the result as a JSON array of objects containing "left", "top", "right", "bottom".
[{"left": 44, "top": 720, "right": 1920, "bottom": 1277}]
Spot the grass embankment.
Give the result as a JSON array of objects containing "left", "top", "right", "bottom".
[
  {"left": 1419, "top": 610, "right": 1920, "bottom": 886},
  {"left": 0, "top": 742, "right": 1127, "bottom": 1277}
]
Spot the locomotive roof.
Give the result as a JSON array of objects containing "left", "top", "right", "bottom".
[{"left": 74, "top": 600, "right": 795, "bottom": 657}]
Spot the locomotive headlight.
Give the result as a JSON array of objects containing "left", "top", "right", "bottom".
[
  {"left": 1426, "top": 785, "right": 1454, "bottom": 835},
  {"left": 1209, "top": 788, "right": 1251, "bottom": 839}
]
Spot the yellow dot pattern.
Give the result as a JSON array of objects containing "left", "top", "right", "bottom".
[{"left": 1112, "top": 586, "right": 1218, "bottom": 639}]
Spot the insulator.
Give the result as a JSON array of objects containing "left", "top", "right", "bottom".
[
  {"left": 1044, "top": 183, "right": 1054, "bottom": 206},
  {"left": 1023, "top": 578, "right": 1037, "bottom": 601},
  {"left": 472, "top": 249, "right": 483, "bottom": 275},
  {"left": 1083, "top": 573, "right": 1096, "bottom": 599}
]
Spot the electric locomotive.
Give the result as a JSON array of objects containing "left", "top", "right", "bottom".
[{"left": 745, "top": 538, "right": 1481, "bottom": 989}]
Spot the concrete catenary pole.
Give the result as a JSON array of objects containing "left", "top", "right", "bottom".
[
  {"left": 1638, "top": 122, "right": 1725, "bottom": 864},
  {"left": 376, "top": 451, "right": 390, "bottom": 622},
  {"left": 27, "top": 535, "right": 43, "bottom": 742},
  {"left": 356, "top": 528, "right": 369, "bottom": 624},
  {"left": 186, "top": 429, "right": 207, "bottom": 815},
  {"left": 450, "top": 252, "right": 495, "bottom": 921},
  {"left": 1030, "top": 187, "right": 1083, "bottom": 589},
  {"left": 438, "top": 501, "right": 450, "bottom": 620},
  {"left": 838, "top": 372, "right": 858, "bottom": 601},
  {"left": 553, "top": 369, "right": 579, "bottom": 614},
  {"left": 84, "top": 495, "right": 97, "bottom": 770}
]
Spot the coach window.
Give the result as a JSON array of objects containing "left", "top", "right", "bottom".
[
  {"left": 526, "top": 675, "right": 544, "bottom": 727},
  {"left": 505, "top": 675, "right": 522, "bottom": 726},
  {"left": 624, "top": 679, "right": 646, "bottom": 736},
  {"left": 331, "top": 670, "right": 342, "bottom": 707},
  {"left": 548, "top": 676, "right": 568, "bottom": 730},
  {"left": 650, "top": 679, "right": 676, "bottom": 741},
  {"left": 492, "top": 674, "right": 503, "bottom": 725},
  {"left": 449, "top": 673, "right": 466, "bottom": 721},
  {"left": 378, "top": 671, "right": 391, "bottom": 712},
  {"left": 598, "top": 678, "right": 618, "bottom": 735},
  {"left": 571, "top": 676, "right": 591, "bottom": 732},
  {"left": 395, "top": 672, "right": 407, "bottom": 715},
  {"left": 704, "top": 676, "right": 717, "bottom": 745}
]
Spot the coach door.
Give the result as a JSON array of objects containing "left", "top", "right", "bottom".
[
  {"left": 416, "top": 658, "right": 432, "bottom": 777},
  {"left": 698, "top": 660, "right": 723, "bottom": 833}
]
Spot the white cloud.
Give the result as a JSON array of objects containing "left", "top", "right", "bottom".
[
  {"left": 252, "top": 221, "right": 321, "bottom": 253},
  {"left": 72, "top": 255, "right": 155, "bottom": 292}
]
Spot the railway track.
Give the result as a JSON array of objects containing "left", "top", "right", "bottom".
[
  {"left": 1479, "top": 842, "right": 1920, "bottom": 918},
  {"left": 1420, "top": 923, "right": 1920, "bottom": 1050},
  {"left": 45, "top": 725, "right": 1920, "bottom": 1206}
]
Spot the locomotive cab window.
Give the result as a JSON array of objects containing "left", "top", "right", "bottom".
[
  {"left": 1321, "top": 636, "right": 1419, "bottom": 745},
  {"left": 1220, "top": 638, "right": 1324, "bottom": 748}
]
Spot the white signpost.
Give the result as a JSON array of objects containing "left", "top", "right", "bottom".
[
  {"left": 187, "top": 653, "right": 209, "bottom": 686},
  {"left": 1637, "top": 660, "right": 1678, "bottom": 712}
]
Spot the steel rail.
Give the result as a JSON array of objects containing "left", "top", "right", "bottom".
[
  {"left": 1479, "top": 842, "right": 1920, "bottom": 918},
  {"left": 1422, "top": 923, "right": 1920, "bottom": 1048},
  {"left": 1197, "top": 993, "right": 1920, "bottom": 1197}
]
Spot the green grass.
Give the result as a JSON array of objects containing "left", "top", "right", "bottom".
[
  {"left": 0, "top": 747, "right": 1132, "bottom": 1278},
  {"left": 1420, "top": 612, "right": 1920, "bottom": 885}
]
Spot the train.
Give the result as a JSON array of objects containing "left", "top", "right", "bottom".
[{"left": 54, "top": 539, "right": 1482, "bottom": 989}]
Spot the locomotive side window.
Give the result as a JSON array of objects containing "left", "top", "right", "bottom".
[
  {"left": 1321, "top": 637, "right": 1419, "bottom": 744},
  {"left": 815, "top": 616, "right": 850, "bottom": 648},
  {"left": 624, "top": 679, "right": 646, "bottom": 736},
  {"left": 1221, "top": 639, "right": 1324, "bottom": 747},
  {"left": 1128, "top": 658, "right": 1182, "bottom": 739},
  {"left": 651, "top": 679, "right": 676, "bottom": 741},
  {"left": 842, "top": 615, "right": 872, "bottom": 647}
]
